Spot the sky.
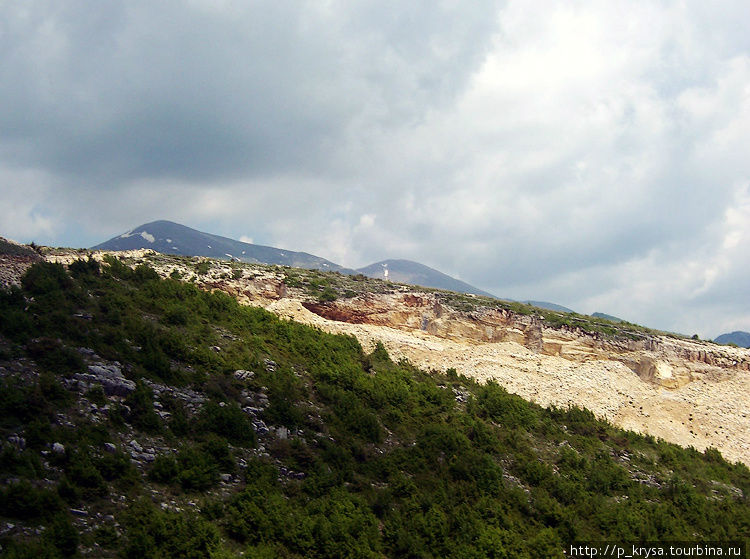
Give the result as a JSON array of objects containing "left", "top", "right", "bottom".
[{"left": 1, "top": 1, "right": 749, "bottom": 338}]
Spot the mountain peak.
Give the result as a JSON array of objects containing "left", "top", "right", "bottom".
[
  {"left": 356, "top": 259, "right": 496, "bottom": 298},
  {"left": 93, "top": 220, "right": 347, "bottom": 271}
]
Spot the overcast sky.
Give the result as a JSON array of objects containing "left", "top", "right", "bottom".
[{"left": 2, "top": 1, "right": 749, "bottom": 338}]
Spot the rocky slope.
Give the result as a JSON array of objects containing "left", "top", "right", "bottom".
[
  {"left": 0, "top": 236, "right": 42, "bottom": 288},
  {"left": 33, "top": 248, "right": 750, "bottom": 465}
]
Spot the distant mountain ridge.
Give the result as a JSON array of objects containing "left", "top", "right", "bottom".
[
  {"left": 522, "top": 300, "right": 575, "bottom": 313},
  {"left": 592, "top": 312, "right": 625, "bottom": 323},
  {"left": 715, "top": 331, "right": 750, "bottom": 348},
  {"left": 93, "top": 220, "right": 349, "bottom": 272},
  {"left": 94, "top": 221, "right": 500, "bottom": 298},
  {"left": 356, "top": 259, "right": 497, "bottom": 298}
]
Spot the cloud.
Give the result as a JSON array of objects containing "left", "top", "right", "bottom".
[
  {"left": 1, "top": 0, "right": 749, "bottom": 337},
  {"left": 0, "top": 1, "right": 501, "bottom": 184}
]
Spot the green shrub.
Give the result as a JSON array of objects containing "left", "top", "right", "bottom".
[
  {"left": 27, "top": 338, "right": 84, "bottom": 376},
  {"left": 475, "top": 380, "right": 537, "bottom": 429},
  {"left": 0, "top": 445, "right": 44, "bottom": 478},
  {"left": 103, "top": 255, "right": 132, "bottom": 279},
  {"left": 21, "top": 262, "right": 73, "bottom": 296},
  {"left": 119, "top": 498, "right": 220, "bottom": 558},
  {"left": 149, "top": 442, "right": 229, "bottom": 491},
  {"left": 132, "top": 264, "right": 160, "bottom": 284},
  {"left": 0, "top": 481, "right": 63, "bottom": 520},
  {"left": 149, "top": 454, "right": 180, "bottom": 484},
  {"left": 195, "top": 261, "right": 211, "bottom": 275},
  {"left": 198, "top": 401, "right": 256, "bottom": 447},
  {"left": 125, "top": 381, "right": 161, "bottom": 433},
  {"left": 96, "top": 450, "right": 136, "bottom": 482},
  {"left": 68, "top": 257, "right": 100, "bottom": 280},
  {"left": 319, "top": 287, "right": 338, "bottom": 302},
  {"left": 44, "top": 513, "right": 79, "bottom": 557},
  {"left": 176, "top": 446, "right": 220, "bottom": 491},
  {"left": 66, "top": 451, "right": 107, "bottom": 497}
]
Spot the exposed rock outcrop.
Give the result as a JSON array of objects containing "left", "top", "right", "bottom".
[{"left": 303, "top": 294, "right": 750, "bottom": 390}]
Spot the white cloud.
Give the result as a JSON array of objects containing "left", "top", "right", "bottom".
[{"left": 1, "top": 0, "right": 749, "bottom": 336}]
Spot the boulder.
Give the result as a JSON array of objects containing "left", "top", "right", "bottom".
[{"left": 74, "top": 363, "right": 136, "bottom": 396}]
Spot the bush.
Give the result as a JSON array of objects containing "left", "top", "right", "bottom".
[
  {"left": 120, "top": 499, "right": 220, "bottom": 558},
  {"left": 198, "top": 401, "right": 256, "bottom": 447},
  {"left": 69, "top": 257, "right": 100, "bottom": 280},
  {"left": 319, "top": 287, "right": 338, "bottom": 302},
  {"left": 44, "top": 513, "right": 79, "bottom": 557},
  {"left": 195, "top": 261, "right": 211, "bottom": 275},
  {"left": 103, "top": 255, "right": 132, "bottom": 279},
  {"left": 125, "top": 381, "right": 161, "bottom": 433},
  {"left": 66, "top": 451, "right": 107, "bottom": 497},
  {"left": 475, "top": 381, "right": 537, "bottom": 429},
  {"left": 21, "top": 262, "right": 73, "bottom": 296},
  {"left": 0, "top": 481, "right": 63, "bottom": 520},
  {"left": 149, "top": 442, "right": 228, "bottom": 491},
  {"left": 27, "top": 338, "right": 84, "bottom": 377}
]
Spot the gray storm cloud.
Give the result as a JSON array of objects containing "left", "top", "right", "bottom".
[{"left": 1, "top": 0, "right": 749, "bottom": 338}]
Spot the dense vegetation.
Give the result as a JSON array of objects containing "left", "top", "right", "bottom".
[{"left": 0, "top": 258, "right": 748, "bottom": 557}]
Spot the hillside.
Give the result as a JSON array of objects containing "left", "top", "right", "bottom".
[
  {"left": 1, "top": 256, "right": 749, "bottom": 557},
  {"left": 42, "top": 247, "right": 750, "bottom": 465},
  {"left": 93, "top": 220, "right": 348, "bottom": 272},
  {"left": 592, "top": 312, "right": 625, "bottom": 323},
  {"left": 0, "top": 237, "right": 42, "bottom": 289},
  {"left": 356, "top": 259, "right": 497, "bottom": 298},
  {"left": 523, "top": 300, "right": 575, "bottom": 313},
  {"left": 716, "top": 331, "right": 750, "bottom": 348}
]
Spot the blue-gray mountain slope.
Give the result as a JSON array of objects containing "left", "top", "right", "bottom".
[
  {"left": 356, "top": 259, "right": 497, "bottom": 298},
  {"left": 714, "top": 331, "right": 750, "bottom": 348},
  {"left": 92, "top": 220, "right": 348, "bottom": 272}
]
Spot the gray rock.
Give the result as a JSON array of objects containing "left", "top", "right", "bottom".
[
  {"left": 73, "top": 363, "right": 135, "bottom": 397},
  {"left": 103, "top": 443, "right": 117, "bottom": 454},
  {"left": 52, "top": 442, "right": 65, "bottom": 454},
  {"left": 220, "top": 473, "right": 232, "bottom": 483},
  {"left": 277, "top": 426, "right": 289, "bottom": 440},
  {"left": 8, "top": 434, "right": 25, "bottom": 450},
  {"left": 129, "top": 440, "right": 143, "bottom": 453},
  {"left": 253, "top": 419, "right": 269, "bottom": 436},
  {"left": 234, "top": 369, "right": 255, "bottom": 381}
]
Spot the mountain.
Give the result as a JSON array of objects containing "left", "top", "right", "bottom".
[
  {"left": 523, "top": 300, "right": 575, "bottom": 313},
  {"left": 592, "top": 311, "right": 625, "bottom": 323},
  {"left": 93, "top": 220, "right": 349, "bottom": 272},
  {"left": 94, "top": 222, "right": 505, "bottom": 299},
  {"left": 356, "top": 259, "right": 497, "bottom": 298},
  {"left": 715, "top": 331, "right": 750, "bottom": 348}
]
